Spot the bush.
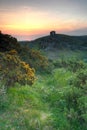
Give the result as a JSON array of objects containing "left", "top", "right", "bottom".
[
  {"left": 0, "top": 50, "right": 36, "bottom": 88},
  {"left": 65, "top": 88, "right": 86, "bottom": 129},
  {"left": 73, "top": 69, "right": 87, "bottom": 90},
  {"left": 53, "top": 58, "right": 86, "bottom": 72},
  {"left": 64, "top": 68, "right": 87, "bottom": 128},
  {"left": 19, "top": 47, "right": 49, "bottom": 72}
]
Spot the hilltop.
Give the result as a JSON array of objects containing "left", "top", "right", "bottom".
[
  {"left": 19, "top": 32, "right": 87, "bottom": 60},
  {"left": 19, "top": 32, "right": 87, "bottom": 51}
]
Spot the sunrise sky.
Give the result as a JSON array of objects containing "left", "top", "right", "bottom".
[{"left": 0, "top": 0, "right": 87, "bottom": 40}]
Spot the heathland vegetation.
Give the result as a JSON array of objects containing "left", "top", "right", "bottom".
[{"left": 0, "top": 32, "right": 87, "bottom": 130}]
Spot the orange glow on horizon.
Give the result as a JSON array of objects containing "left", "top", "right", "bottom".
[
  {"left": 1, "top": 22, "right": 86, "bottom": 36},
  {"left": 0, "top": 6, "right": 87, "bottom": 40}
]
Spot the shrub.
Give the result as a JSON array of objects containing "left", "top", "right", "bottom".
[
  {"left": 19, "top": 47, "right": 49, "bottom": 72},
  {"left": 65, "top": 68, "right": 87, "bottom": 128},
  {"left": 65, "top": 88, "right": 86, "bottom": 129},
  {"left": 53, "top": 58, "right": 86, "bottom": 72},
  {"left": 0, "top": 50, "right": 35, "bottom": 88},
  {"left": 73, "top": 69, "right": 87, "bottom": 90}
]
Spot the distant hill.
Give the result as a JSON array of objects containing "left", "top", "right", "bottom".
[{"left": 19, "top": 33, "right": 87, "bottom": 51}]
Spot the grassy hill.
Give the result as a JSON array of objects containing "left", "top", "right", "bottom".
[
  {"left": 19, "top": 33, "right": 87, "bottom": 61},
  {"left": 19, "top": 33, "right": 87, "bottom": 50},
  {"left": 0, "top": 32, "right": 87, "bottom": 130}
]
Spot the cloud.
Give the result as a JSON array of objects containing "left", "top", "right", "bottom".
[
  {"left": 1, "top": 0, "right": 87, "bottom": 39},
  {"left": 1, "top": 0, "right": 87, "bottom": 10},
  {"left": 1, "top": 0, "right": 87, "bottom": 18}
]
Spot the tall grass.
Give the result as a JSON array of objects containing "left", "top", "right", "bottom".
[{"left": 0, "top": 67, "right": 87, "bottom": 130}]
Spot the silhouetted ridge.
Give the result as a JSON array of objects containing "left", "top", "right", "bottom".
[{"left": 22, "top": 33, "right": 87, "bottom": 50}]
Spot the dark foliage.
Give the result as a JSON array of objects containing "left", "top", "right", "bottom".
[{"left": 0, "top": 32, "right": 20, "bottom": 52}]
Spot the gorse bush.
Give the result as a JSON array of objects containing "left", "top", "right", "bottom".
[
  {"left": 0, "top": 32, "right": 50, "bottom": 73},
  {"left": 0, "top": 50, "right": 35, "bottom": 88},
  {"left": 64, "top": 68, "right": 87, "bottom": 129},
  {"left": 19, "top": 47, "right": 49, "bottom": 72},
  {"left": 65, "top": 88, "right": 86, "bottom": 123},
  {"left": 73, "top": 69, "right": 87, "bottom": 90},
  {"left": 53, "top": 58, "right": 86, "bottom": 72}
]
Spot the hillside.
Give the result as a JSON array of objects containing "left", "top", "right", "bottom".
[
  {"left": 19, "top": 33, "right": 87, "bottom": 50},
  {"left": 19, "top": 33, "right": 87, "bottom": 61},
  {"left": 0, "top": 32, "right": 87, "bottom": 130}
]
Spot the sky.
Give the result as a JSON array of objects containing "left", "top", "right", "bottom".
[{"left": 0, "top": 0, "right": 87, "bottom": 41}]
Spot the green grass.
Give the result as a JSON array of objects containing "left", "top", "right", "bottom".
[
  {"left": 0, "top": 67, "right": 87, "bottom": 130},
  {"left": 0, "top": 85, "right": 52, "bottom": 130}
]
